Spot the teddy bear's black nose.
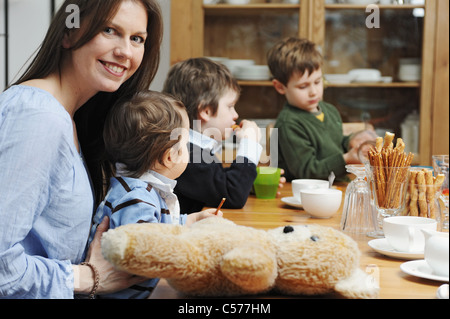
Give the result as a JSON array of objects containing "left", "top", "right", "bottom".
[{"left": 283, "top": 226, "right": 294, "bottom": 233}]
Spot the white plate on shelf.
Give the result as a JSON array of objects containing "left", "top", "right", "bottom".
[
  {"left": 235, "top": 65, "right": 271, "bottom": 81},
  {"left": 368, "top": 238, "right": 424, "bottom": 260},
  {"left": 348, "top": 69, "right": 381, "bottom": 83},
  {"left": 281, "top": 196, "right": 302, "bottom": 208},
  {"left": 400, "top": 260, "right": 449, "bottom": 282},
  {"left": 324, "top": 74, "right": 355, "bottom": 84}
]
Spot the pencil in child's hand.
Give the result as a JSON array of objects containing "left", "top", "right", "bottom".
[{"left": 215, "top": 198, "right": 226, "bottom": 215}]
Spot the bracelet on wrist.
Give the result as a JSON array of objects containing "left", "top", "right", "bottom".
[{"left": 81, "top": 262, "right": 99, "bottom": 299}]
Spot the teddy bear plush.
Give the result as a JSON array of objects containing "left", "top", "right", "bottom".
[{"left": 101, "top": 217, "right": 379, "bottom": 299}]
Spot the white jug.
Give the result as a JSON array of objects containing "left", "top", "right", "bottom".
[{"left": 422, "top": 229, "right": 449, "bottom": 277}]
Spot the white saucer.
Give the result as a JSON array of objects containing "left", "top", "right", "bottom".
[
  {"left": 400, "top": 260, "right": 449, "bottom": 282},
  {"left": 281, "top": 196, "right": 302, "bottom": 208},
  {"left": 368, "top": 238, "right": 424, "bottom": 260}
]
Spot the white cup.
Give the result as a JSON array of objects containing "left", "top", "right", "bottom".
[
  {"left": 423, "top": 230, "right": 449, "bottom": 277},
  {"left": 291, "top": 179, "right": 329, "bottom": 202},
  {"left": 383, "top": 216, "right": 437, "bottom": 253}
]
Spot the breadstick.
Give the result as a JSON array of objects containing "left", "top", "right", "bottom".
[
  {"left": 395, "top": 138, "right": 405, "bottom": 153},
  {"left": 416, "top": 171, "right": 428, "bottom": 217},
  {"left": 434, "top": 174, "right": 445, "bottom": 193},
  {"left": 383, "top": 132, "right": 395, "bottom": 150},
  {"left": 424, "top": 169, "right": 435, "bottom": 218},
  {"left": 409, "top": 170, "right": 419, "bottom": 216},
  {"left": 402, "top": 168, "right": 411, "bottom": 216},
  {"left": 402, "top": 191, "right": 410, "bottom": 216},
  {"left": 391, "top": 150, "right": 400, "bottom": 168},
  {"left": 375, "top": 137, "right": 383, "bottom": 153},
  {"left": 406, "top": 153, "right": 414, "bottom": 166}
]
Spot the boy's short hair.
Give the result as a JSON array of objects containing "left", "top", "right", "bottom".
[
  {"left": 267, "top": 37, "right": 323, "bottom": 86},
  {"left": 104, "top": 91, "right": 185, "bottom": 178},
  {"left": 162, "top": 57, "right": 240, "bottom": 128}
]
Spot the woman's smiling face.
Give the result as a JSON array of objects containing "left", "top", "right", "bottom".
[{"left": 63, "top": 0, "right": 148, "bottom": 93}]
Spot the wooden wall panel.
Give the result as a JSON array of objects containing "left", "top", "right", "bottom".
[{"left": 431, "top": 0, "right": 449, "bottom": 157}]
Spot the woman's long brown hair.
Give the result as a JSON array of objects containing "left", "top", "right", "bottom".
[{"left": 14, "top": 0, "right": 163, "bottom": 206}]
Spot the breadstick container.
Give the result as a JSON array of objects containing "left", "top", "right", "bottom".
[
  {"left": 369, "top": 166, "right": 411, "bottom": 215},
  {"left": 401, "top": 168, "right": 445, "bottom": 230}
]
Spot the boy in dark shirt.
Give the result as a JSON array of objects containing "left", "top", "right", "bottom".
[{"left": 163, "top": 57, "right": 266, "bottom": 213}]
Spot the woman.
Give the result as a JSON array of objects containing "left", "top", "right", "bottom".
[{"left": 0, "top": 0, "right": 162, "bottom": 298}]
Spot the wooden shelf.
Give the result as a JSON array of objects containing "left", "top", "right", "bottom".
[
  {"left": 203, "top": 4, "right": 300, "bottom": 15},
  {"left": 238, "top": 80, "right": 273, "bottom": 87},
  {"left": 238, "top": 80, "right": 420, "bottom": 88},
  {"left": 325, "top": 4, "right": 425, "bottom": 10},
  {"left": 325, "top": 82, "right": 420, "bottom": 88},
  {"left": 203, "top": 3, "right": 424, "bottom": 12},
  {"left": 204, "top": 4, "right": 300, "bottom": 10}
]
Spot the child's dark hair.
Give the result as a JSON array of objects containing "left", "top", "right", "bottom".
[
  {"left": 267, "top": 37, "right": 323, "bottom": 86},
  {"left": 104, "top": 91, "right": 186, "bottom": 178},
  {"left": 162, "top": 57, "right": 240, "bottom": 128}
]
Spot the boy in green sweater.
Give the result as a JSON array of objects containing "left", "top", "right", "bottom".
[{"left": 267, "top": 37, "right": 375, "bottom": 181}]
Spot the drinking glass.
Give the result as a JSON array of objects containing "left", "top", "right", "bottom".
[
  {"left": 367, "top": 165, "right": 411, "bottom": 237},
  {"left": 253, "top": 167, "right": 281, "bottom": 199},
  {"left": 432, "top": 155, "right": 449, "bottom": 230},
  {"left": 340, "top": 165, "right": 377, "bottom": 236}
]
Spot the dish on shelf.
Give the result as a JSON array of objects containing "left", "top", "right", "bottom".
[
  {"left": 235, "top": 65, "right": 271, "bottom": 81},
  {"left": 345, "top": 0, "right": 376, "bottom": 4},
  {"left": 203, "top": 0, "right": 220, "bottom": 4},
  {"left": 324, "top": 74, "right": 355, "bottom": 84},
  {"left": 225, "top": 0, "right": 250, "bottom": 4},
  {"left": 398, "top": 58, "right": 421, "bottom": 82},
  {"left": 205, "top": 56, "right": 229, "bottom": 64},
  {"left": 380, "top": 76, "right": 393, "bottom": 83},
  {"left": 325, "top": 71, "right": 394, "bottom": 84},
  {"left": 222, "top": 59, "right": 255, "bottom": 76},
  {"left": 348, "top": 69, "right": 381, "bottom": 83}
]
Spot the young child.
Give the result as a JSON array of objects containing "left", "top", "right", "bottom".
[
  {"left": 267, "top": 37, "right": 376, "bottom": 181},
  {"left": 162, "top": 57, "right": 265, "bottom": 213},
  {"left": 88, "top": 91, "right": 222, "bottom": 298}
]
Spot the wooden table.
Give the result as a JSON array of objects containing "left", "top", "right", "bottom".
[{"left": 150, "top": 182, "right": 446, "bottom": 300}]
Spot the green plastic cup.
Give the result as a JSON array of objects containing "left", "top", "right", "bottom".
[{"left": 253, "top": 167, "right": 281, "bottom": 199}]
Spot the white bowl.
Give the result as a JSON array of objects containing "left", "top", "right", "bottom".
[
  {"left": 300, "top": 188, "right": 342, "bottom": 219},
  {"left": 380, "top": 76, "right": 393, "bottom": 83},
  {"left": 235, "top": 65, "right": 271, "bottom": 81},
  {"left": 348, "top": 69, "right": 381, "bottom": 82},
  {"left": 205, "top": 56, "right": 229, "bottom": 64},
  {"left": 398, "top": 64, "right": 421, "bottom": 82},
  {"left": 325, "top": 74, "right": 355, "bottom": 84},
  {"left": 291, "top": 179, "right": 329, "bottom": 202},
  {"left": 346, "top": 0, "right": 375, "bottom": 4},
  {"left": 222, "top": 59, "right": 255, "bottom": 76},
  {"left": 225, "top": 0, "right": 250, "bottom": 5}
]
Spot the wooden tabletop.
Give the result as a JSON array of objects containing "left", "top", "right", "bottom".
[{"left": 149, "top": 182, "right": 446, "bottom": 299}]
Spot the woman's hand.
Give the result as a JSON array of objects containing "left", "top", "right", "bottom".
[{"left": 74, "top": 217, "right": 147, "bottom": 296}]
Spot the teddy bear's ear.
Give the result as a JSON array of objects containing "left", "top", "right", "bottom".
[
  {"left": 334, "top": 268, "right": 379, "bottom": 299},
  {"left": 101, "top": 223, "right": 205, "bottom": 279}
]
